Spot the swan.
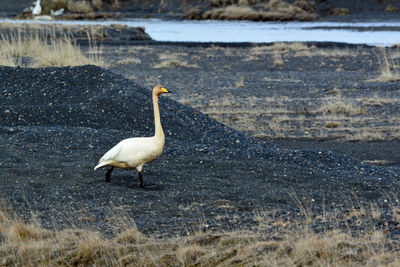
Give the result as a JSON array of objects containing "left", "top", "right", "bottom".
[
  {"left": 50, "top": 8, "right": 64, "bottom": 17},
  {"left": 32, "top": 0, "right": 42, "bottom": 15},
  {"left": 94, "top": 85, "right": 170, "bottom": 189}
]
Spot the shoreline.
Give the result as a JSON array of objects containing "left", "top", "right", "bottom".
[{"left": 2, "top": 18, "right": 400, "bottom": 47}]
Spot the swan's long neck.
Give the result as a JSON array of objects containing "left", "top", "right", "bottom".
[{"left": 153, "top": 92, "right": 164, "bottom": 139}]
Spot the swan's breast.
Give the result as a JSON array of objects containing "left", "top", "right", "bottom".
[{"left": 138, "top": 141, "right": 164, "bottom": 164}]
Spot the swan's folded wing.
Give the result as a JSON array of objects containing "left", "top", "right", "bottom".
[{"left": 100, "top": 142, "right": 122, "bottom": 161}]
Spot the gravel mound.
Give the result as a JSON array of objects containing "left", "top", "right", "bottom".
[
  {"left": 0, "top": 23, "right": 152, "bottom": 42},
  {"left": 1, "top": 65, "right": 399, "bottom": 235}
]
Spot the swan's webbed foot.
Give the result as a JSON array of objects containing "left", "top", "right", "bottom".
[
  {"left": 140, "top": 182, "right": 157, "bottom": 190},
  {"left": 105, "top": 167, "right": 114, "bottom": 182},
  {"left": 138, "top": 171, "right": 157, "bottom": 190}
]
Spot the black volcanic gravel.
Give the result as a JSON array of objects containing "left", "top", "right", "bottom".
[{"left": 1, "top": 65, "right": 400, "bottom": 236}]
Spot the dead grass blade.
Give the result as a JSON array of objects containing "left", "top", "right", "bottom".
[
  {"left": 369, "top": 48, "right": 400, "bottom": 82},
  {"left": 0, "top": 23, "right": 104, "bottom": 68},
  {"left": 1, "top": 199, "right": 400, "bottom": 266}
]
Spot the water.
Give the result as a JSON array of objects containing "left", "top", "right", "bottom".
[{"left": 2, "top": 18, "right": 400, "bottom": 46}]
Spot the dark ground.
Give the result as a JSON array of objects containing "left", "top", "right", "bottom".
[
  {"left": 1, "top": 62, "right": 400, "bottom": 237},
  {"left": 0, "top": 1, "right": 400, "bottom": 237},
  {"left": 102, "top": 41, "right": 400, "bottom": 167}
]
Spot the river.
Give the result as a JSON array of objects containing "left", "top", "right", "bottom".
[{"left": 2, "top": 18, "right": 400, "bottom": 46}]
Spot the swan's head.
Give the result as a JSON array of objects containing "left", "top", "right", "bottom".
[{"left": 153, "top": 85, "right": 170, "bottom": 96}]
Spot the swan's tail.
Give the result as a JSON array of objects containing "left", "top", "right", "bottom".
[{"left": 94, "top": 160, "right": 113, "bottom": 171}]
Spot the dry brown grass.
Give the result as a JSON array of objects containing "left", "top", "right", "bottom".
[
  {"left": 0, "top": 23, "right": 104, "bottom": 67},
  {"left": 263, "top": 77, "right": 302, "bottom": 83},
  {"left": 31, "top": 37, "right": 103, "bottom": 67},
  {"left": 385, "top": 4, "right": 399, "bottom": 13},
  {"left": 235, "top": 76, "right": 245, "bottom": 88},
  {"left": 318, "top": 99, "right": 366, "bottom": 115},
  {"left": 246, "top": 42, "right": 354, "bottom": 62},
  {"left": 273, "top": 51, "right": 284, "bottom": 67},
  {"left": 67, "top": 0, "right": 94, "bottom": 14},
  {"left": 153, "top": 53, "right": 199, "bottom": 68},
  {"left": 295, "top": 48, "right": 355, "bottom": 57},
  {"left": 114, "top": 57, "right": 142, "bottom": 65},
  {"left": 247, "top": 43, "right": 357, "bottom": 60},
  {"left": 204, "top": 0, "right": 317, "bottom": 21},
  {"left": 1, "top": 202, "right": 400, "bottom": 266},
  {"left": 0, "top": 51, "right": 16, "bottom": 66},
  {"left": 248, "top": 42, "right": 309, "bottom": 56},
  {"left": 111, "top": 0, "right": 121, "bottom": 10},
  {"left": 91, "top": 0, "right": 103, "bottom": 10},
  {"left": 194, "top": 92, "right": 400, "bottom": 141},
  {"left": 271, "top": 41, "right": 309, "bottom": 52},
  {"left": 369, "top": 48, "right": 400, "bottom": 82}
]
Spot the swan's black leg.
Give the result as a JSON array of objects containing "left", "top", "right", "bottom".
[
  {"left": 105, "top": 167, "right": 114, "bottom": 182},
  {"left": 139, "top": 171, "right": 144, "bottom": 187},
  {"left": 138, "top": 171, "right": 156, "bottom": 189}
]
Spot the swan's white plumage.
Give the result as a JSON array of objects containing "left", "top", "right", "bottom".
[
  {"left": 94, "top": 136, "right": 164, "bottom": 171},
  {"left": 50, "top": 8, "right": 64, "bottom": 16},
  {"left": 94, "top": 85, "right": 169, "bottom": 177},
  {"left": 32, "top": 0, "right": 42, "bottom": 15}
]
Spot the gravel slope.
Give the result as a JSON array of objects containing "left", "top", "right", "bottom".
[
  {"left": 1, "top": 65, "right": 399, "bottom": 236},
  {"left": 106, "top": 41, "right": 400, "bottom": 166}
]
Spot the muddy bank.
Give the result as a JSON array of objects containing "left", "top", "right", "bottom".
[{"left": 3, "top": 0, "right": 400, "bottom": 21}]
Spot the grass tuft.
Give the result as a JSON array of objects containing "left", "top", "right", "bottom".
[
  {"left": 30, "top": 37, "right": 99, "bottom": 67},
  {"left": 324, "top": 122, "right": 340, "bottom": 128},
  {"left": 67, "top": 0, "right": 94, "bottom": 13},
  {"left": 176, "top": 243, "right": 206, "bottom": 265},
  {"left": 73, "top": 231, "right": 109, "bottom": 264},
  {"left": 91, "top": 0, "right": 103, "bottom": 10},
  {"left": 6, "top": 222, "right": 48, "bottom": 243},
  {"left": 153, "top": 53, "right": 199, "bottom": 68},
  {"left": 318, "top": 99, "right": 366, "bottom": 115},
  {"left": 204, "top": 0, "right": 318, "bottom": 21},
  {"left": 115, "top": 228, "right": 146, "bottom": 243},
  {"left": 0, "top": 23, "right": 104, "bottom": 68},
  {"left": 370, "top": 48, "right": 400, "bottom": 82}
]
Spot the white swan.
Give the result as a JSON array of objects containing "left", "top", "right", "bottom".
[
  {"left": 50, "top": 8, "right": 64, "bottom": 17},
  {"left": 94, "top": 85, "right": 170, "bottom": 189},
  {"left": 32, "top": 0, "right": 42, "bottom": 15}
]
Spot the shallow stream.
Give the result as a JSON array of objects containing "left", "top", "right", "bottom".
[{"left": 2, "top": 18, "right": 400, "bottom": 46}]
